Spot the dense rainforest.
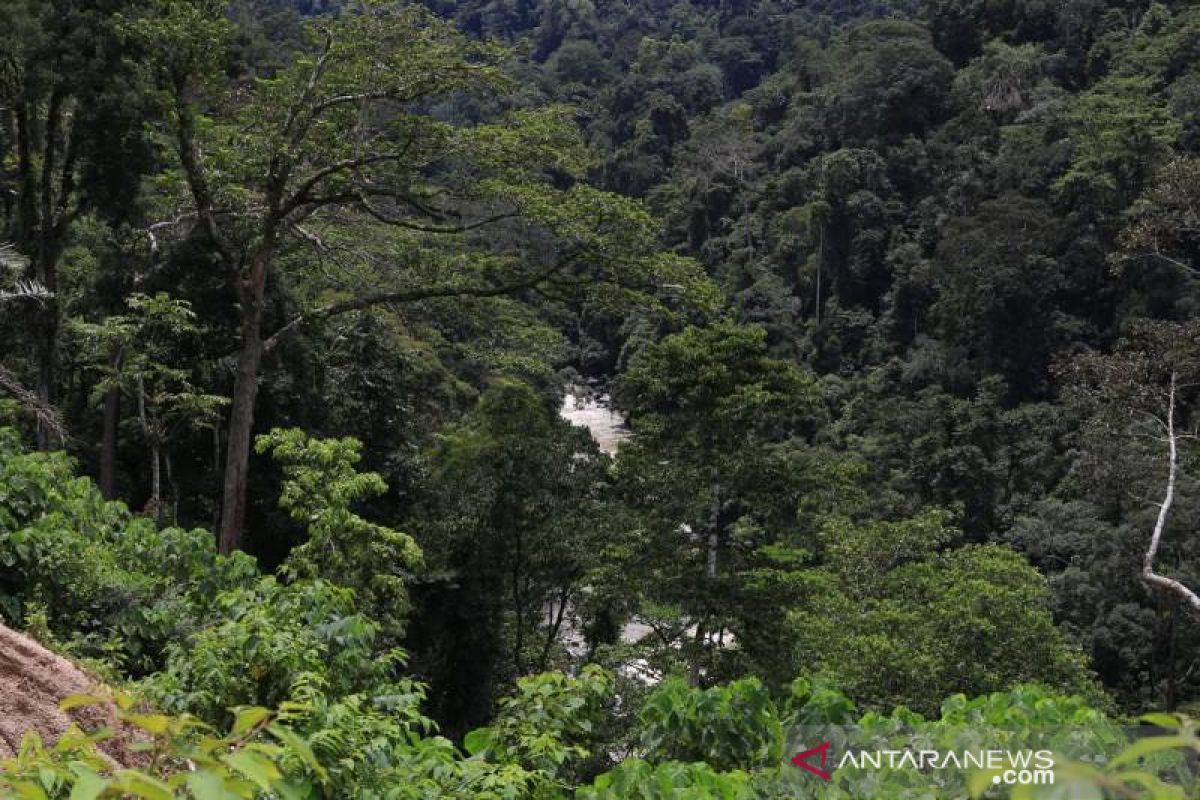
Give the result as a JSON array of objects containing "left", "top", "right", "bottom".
[{"left": 5, "top": 0, "right": 1200, "bottom": 796}]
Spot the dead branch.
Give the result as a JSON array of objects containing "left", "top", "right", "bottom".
[{"left": 1141, "top": 371, "right": 1200, "bottom": 616}]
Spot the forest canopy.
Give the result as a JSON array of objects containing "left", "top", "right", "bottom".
[{"left": 5, "top": 0, "right": 1200, "bottom": 797}]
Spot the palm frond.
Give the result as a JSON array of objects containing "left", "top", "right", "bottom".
[
  {"left": 0, "top": 243, "right": 28, "bottom": 272},
  {"left": 0, "top": 365, "right": 69, "bottom": 442},
  {"left": 0, "top": 279, "right": 53, "bottom": 304}
]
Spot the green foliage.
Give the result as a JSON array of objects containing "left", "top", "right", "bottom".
[
  {"left": 619, "top": 321, "right": 819, "bottom": 451},
  {"left": 144, "top": 577, "right": 394, "bottom": 726},
  {"left": 5, "top": 680, "right": 1199, "bottom": 800},
  {"left": 258, "top": 428, "right": 423, "bottom": 638},
  {"left": 467, "top": 666, "right": 614, "bottom": 782},
  {"left": 72, "top": 292, "right": 227, "bottom": 521},
  {"left": 11, "top": 0, "right": 1200, "bottom": 793},
  {"left": 1056, "top": 75, "right": 1181, "bottom": 212},
  {"left": 611, "top": 322, "right": 826, "bottom": 680},
  {"left": 579, "top": 760, "right": 754, "bottom": 799},
  {"left": 0, "top": 693, "right": 319, "bottom": 799},
  {"left": 415, "top": 380, "right": 620, "bottom": 731},
  {"left": 637, "top": 677, "right": 783, "bottom": 771},
  {"left": 818, "top": 507, "right": 957, "bottom": 588},
  {"left": 795, "top": 542, "right": 1097, "bottom": 713},
  {"left": 281, "top": 673, "right": 439, "bottom": 797},
  {"left": 0, "top": 426, "right": 257, "bottom": 672},
  {"left": 826, "top": 20, "right": 955, "bottom": 142},
  {"left": 74, "top": 293, "right": 225, "bottom": 425}
]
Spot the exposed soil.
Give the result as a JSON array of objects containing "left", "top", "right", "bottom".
[{"left": 0, "top": 623, "right": 133, "bottom": 763}]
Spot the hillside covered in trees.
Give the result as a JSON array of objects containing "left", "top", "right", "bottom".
[{"left": 5, "top": 0, "right": 1200, "bottom": 796}]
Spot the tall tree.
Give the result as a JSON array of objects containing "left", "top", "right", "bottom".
[
  {"left": 0, "top": 0, "right": 150, "bottom": 448},
  {"left": 615, "top": 322, "right": 820, "bottom": 682},
  {"left": 134, "top": 1, "right": 707, "bottom": 552},
  {"left": 414, "top": 379, "right": 616, "bottom": 734}
]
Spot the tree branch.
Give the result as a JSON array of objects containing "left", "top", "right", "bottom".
[
  {"left": 261, "top": 252, "right": 579, "bottom": 353},
  {"left": 1130, "top": 250, "right": 1198, "bottom": 276},
  {"left": 357, "top": 195, "right": 515, "bottom": 233},
  {"left": 1141, "top": 371, "right": 1200, "bottom": 617},
  {"left": 172, "top": 88, "right": 235, "bottom": 270},
  {"left": 281, "top": 28, "right": 334, "bottom": 146},
  {"left": 281, "top": 153, "right": 406, "bottom": 216}
]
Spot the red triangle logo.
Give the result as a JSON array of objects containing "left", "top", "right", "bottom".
[{"left": 791, "top": 741, "right": 833, "bottom": 780}]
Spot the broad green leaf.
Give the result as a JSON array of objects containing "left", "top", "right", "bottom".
[
  {"left": 223, "top": 749, "right": 281, "bottom": 790},
  {"left": 123, "top": 714, "right": 171, "bottom": 736},
  {"left": 67, "top": 766, "right": 109, "bottom": 800},
  {"left": 58, "top": 695, "right": 105, "bottom": 712},
  {"left": 464, "top": 728, "right": 492, "bottom": 756},
  {"left": 1108, "top": 735, "right": 1194, "bottom": 768},
  {"left": 110, "top": 771, "right": 173, "bottom": 800},
  {"left": 185, "top": 770, "right": 233, "bottom": 800},
  {"left": 230, "top": 707, "right": 272, "bottom": 737}
]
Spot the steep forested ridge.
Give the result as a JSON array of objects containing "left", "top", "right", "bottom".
[{"left": 4, "top": 0, "right": 1200, "bottom": 797}]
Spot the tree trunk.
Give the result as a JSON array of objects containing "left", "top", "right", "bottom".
[
  {"left": 27, "top": 231, "right": 62, "bottom": 451},
  {"left": 511, "top": 528, "right": 526, "bottom": 675},
  {"left": 32, "top": 314, "right": 57, "bottom": 450},
  {"left": 814, "top": 225, "right": 824, "bottom": 326},
  {"left": 136, "top": 376, "right": 162, "bottom": 524},
  {"left": 538, "top": 586, "right": 570, "bottom": 673},
  {"left": 99, "top": 349, "right": 122, "bottom": 499},
  {"left": 30, "top": 91, "right": 69, "bottom": 451},
  {"left": 690, "top": 467, "right": 722, "bottom": 686},
  {"left": 166, "top": 451, "right": 178, "bottom": 526},
  {"left": 1141, "top": 372, "right": 1200, "bottom": 617},
  {"left": 217, "top": 314, "right": 265, "bottom": 555},
  {"left": 150, "top": 442, "right": 162, "bottom": 524},
  {"left": 1166, "top": 600, "right": 1178, "bottom": 711},
  {"left": 100, "top": 386, "right": 119, "bottom": 499},
  {"left": 688, "top": 620, "right": 706, "bottom": 687},
  {"left": 217, "top": 249, "right": 271, "bottom": 555},
  {"left": 706, "top": 467, "right": 721, "bottom": 581}
]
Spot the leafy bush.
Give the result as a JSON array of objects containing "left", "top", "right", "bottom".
[
  {"left": 0, "top": 427, "right": 257, "bottom": 672},
  {"left": 466, "top": 666, "right": 615, "bottom": 787},
  {"left": 143, "top": 578, "right": 396, "bottom": 726},
  {"left": 0, "top": 694, "right": 322, "bottom": 799},
  {"left": 793, "top": 541, "right": 1098, "bottom": 713},
  {"left": 637, "top": 677, "right": 784, "bottom": 772},
  {"left": 579, "top": 760, "right": 754, "bottom": 799},
  {"left": 259, "top": 428, "right": 423, "bottom": 641}
]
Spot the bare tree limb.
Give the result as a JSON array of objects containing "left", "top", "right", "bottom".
[
  {"left": 288, "top": 223, "right": 328, "bottom": 251},
  {"left": 1141, "top": 371, "right": 1200, "bottom": 616},
  {"left": 280, "top": 28, "right": 334, "bottom": 146},
  {"left": 1129, "top": 250, "right": 1198, "bottom": 276}
]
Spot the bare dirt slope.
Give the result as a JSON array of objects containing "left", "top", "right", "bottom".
[{"left": 0, "top": 623, "right": 129, "bottom": 761}]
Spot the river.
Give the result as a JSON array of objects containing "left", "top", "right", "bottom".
[
  {"left": 559, "top": 390, "right": 630, "bottom": 454},
  {"left": 554, "top": 387, "right": 735, "bottom": 676}
]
